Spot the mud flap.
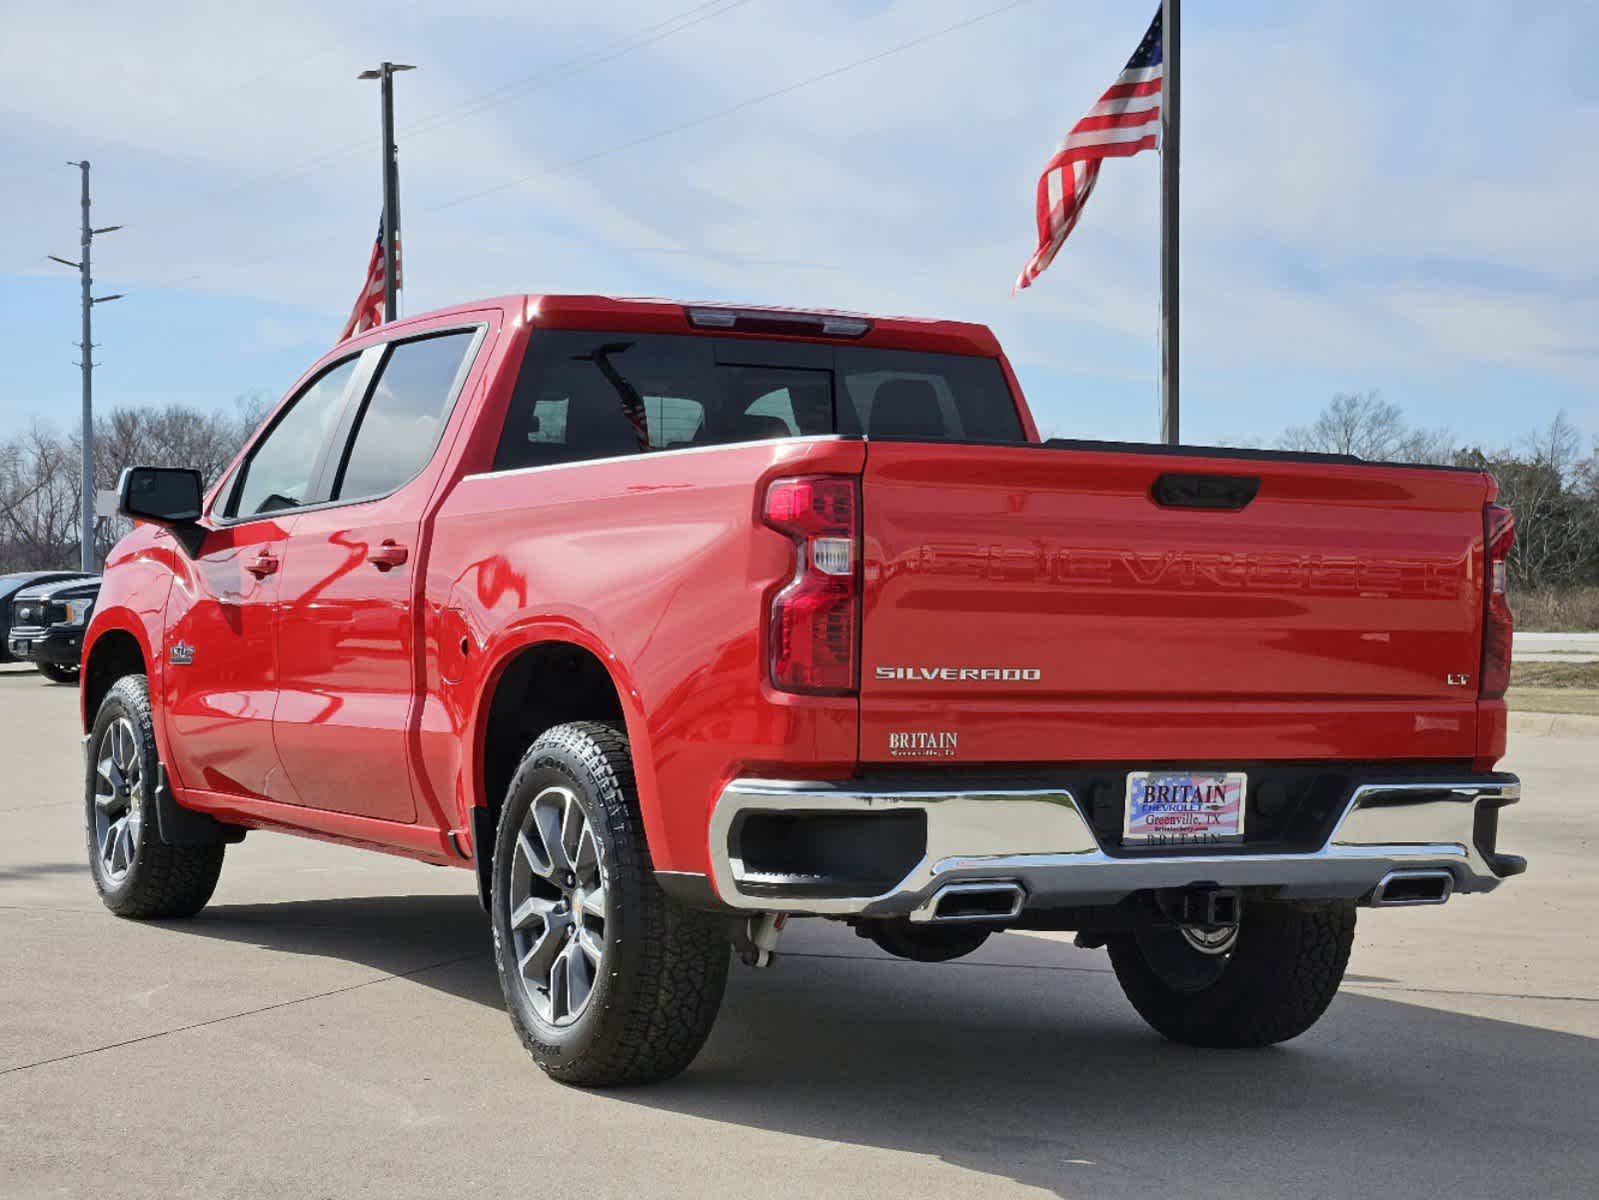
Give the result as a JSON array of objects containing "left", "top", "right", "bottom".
[
  {"left": 472, "top": 806, "right": 496, "bottom": 911},
  {"left": 153, "top": 767, "right": 245, "bottom": 846}
]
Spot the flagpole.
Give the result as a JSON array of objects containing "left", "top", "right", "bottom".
[
  {"left": 1159, "top": 0, "right": 1180, "bottom": 444},
  {"left": 380, "top": 64, "right": 400, "bottom": 322}
]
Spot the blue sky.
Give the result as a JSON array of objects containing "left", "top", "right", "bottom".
[{"left": 1, "top": 0, "right": 1595, "bottom": 452}]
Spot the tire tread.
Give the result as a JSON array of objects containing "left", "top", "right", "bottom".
[
  {"left": 88, "top": 675, "right": 224, "bottom": 920},
  {"left": 495, "top": 721, "right": 728, "bottom": 1086}
]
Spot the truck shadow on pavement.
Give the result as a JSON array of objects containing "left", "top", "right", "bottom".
[{"left": 186, "top": 891, "right": 1598, "bottom": 1200}]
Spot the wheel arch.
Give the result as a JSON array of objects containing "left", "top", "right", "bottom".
[
  {"left": 469, "top": 629, "right": 658, "bottom": 908},
  {"left": 82, "top": 618, "right": 153, "bottom": 734}
]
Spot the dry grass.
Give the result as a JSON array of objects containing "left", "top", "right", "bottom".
[
  {"left": 1512, "top": 586, "right": 1599, "bottom": 632},
  {"left": 1506, "top": 687, "right": 1599, "bottom": 716},
  {"left": 1511, "top": 661, "right": 1599, "bottom": 689}
]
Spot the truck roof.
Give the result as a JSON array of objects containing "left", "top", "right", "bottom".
[{"left": 370, "top": 293, "right": 1003, "bottom": 358}]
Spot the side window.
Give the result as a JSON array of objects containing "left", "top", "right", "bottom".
[
  {"left": 335, "top": 331, "right": 477, "bottom": 500},
  {"left": 228, "top": 358, "right": 359, "bottom": 518}
]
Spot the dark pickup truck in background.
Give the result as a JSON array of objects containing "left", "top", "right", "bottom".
[{"left": 7, "top": 573, "right": 99, "bottom": 683}]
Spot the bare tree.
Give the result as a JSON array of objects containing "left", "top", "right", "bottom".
[
  {"left": 0, "top": 395, "right": 268, "bottom": 573},
  {"left": 1279, "top": 391, "right": 1455, "bottom": 464},
  {"left": 0, "top": 425, "right": 81, "bottom": 571}
]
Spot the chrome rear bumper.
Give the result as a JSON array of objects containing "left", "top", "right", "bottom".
[{"left": 708, "top": 775, "right": 1523, "bottom": 918}]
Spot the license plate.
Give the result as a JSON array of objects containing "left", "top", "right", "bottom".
[
  {"left": 1124, "top": 771, "right": 1247, "bottom": 847},
  {"left": 13, "top": 641, "right": 28, "bottom": 656}
]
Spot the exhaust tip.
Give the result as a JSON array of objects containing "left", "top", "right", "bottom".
[
  {"left": 926, "top": 881, "right": 1025, "bottom": 924},
  {"left": 1371, "top": 869, "right": 1454, "bottom": 907}
]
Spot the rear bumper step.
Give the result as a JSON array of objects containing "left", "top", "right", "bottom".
[{"left": 708, "top": 774, "right": 1523, "bottom": 918}]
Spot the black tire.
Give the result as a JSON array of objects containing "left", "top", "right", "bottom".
[
  {"left": 39, "top": 662, "right": 78, "bottom": 684},
  {"left": 85, "top": 675, "right": 225, "bottom": 919},
  {"left": 861, "top": 919, "right": 992, "bottom": 963},
  {"left": 1106, "top": 901, "right": 1355, "bottom": 1048},
  {"left": 491, "top": 721, "right": 729, "bottom": 1087}
]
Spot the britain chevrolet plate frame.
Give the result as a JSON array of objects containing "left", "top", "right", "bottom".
[{"left": 1123, "top": 771, "right": 1248, "bottom": 846}]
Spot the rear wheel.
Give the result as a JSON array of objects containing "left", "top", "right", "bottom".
[
  {"left": 85, "top": 675, "right": 225, "bottom": 918},
  {"left": 39, "top": 662, "right": 78, "bottom": 684},
  {"left": 491, "top": 722, "right": 729, "bottom": 1087},
  {"left": 1106, "top": 901, "right": 1355, "bottom": 1047}
]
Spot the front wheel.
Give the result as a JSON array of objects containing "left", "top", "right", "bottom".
[
  {"left": 1106, "top": 901, "right": 1355, "bottom": 1047},
  {"left": 86, "top": 675, "right": 225, "bottom": 918},
  {"left": 491, "top": 722, "right": 729, "bottom": 1087},
  {"left": 39, "top": 662, "right": 78, "bottom": 684}
]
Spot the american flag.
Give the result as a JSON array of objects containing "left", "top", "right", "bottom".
[
  {"left": 338, "top": 216, "right": 400, "bottom": 341},
  {"left": 1014, "top": 10, "right": 1163, "bottom": 291}
]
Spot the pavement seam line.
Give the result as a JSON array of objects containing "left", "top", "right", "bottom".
[
  {"left": 786, "top": 951, "right": 1598, "bottom": 1003},
  {"left": 0, "top": 952, "right": 481, "bottom": 1078},
  {"left": 1341, "top": 982, "right": 1598, "bottom": 1004}
]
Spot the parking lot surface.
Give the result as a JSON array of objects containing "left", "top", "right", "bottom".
[{"left": 1, "top": 662, "right": 1595, "bottom": 1199}]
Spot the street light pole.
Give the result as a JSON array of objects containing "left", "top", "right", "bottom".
[
  {"left": 77, "top": 161, "right": 92, "bottom": 571},
  {"left": 358, "top": 62, "right": 415, "bottom": 322},
  {"left": 51, "top": 161, "right": 121, "bottom": 573}
]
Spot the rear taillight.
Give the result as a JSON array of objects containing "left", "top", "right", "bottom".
[
  {"left": 763, "top": 476, "right": 859, "bottom": 694},
  {"left": 1480, "top": 503, "right": 1515, "bottom": 699}
]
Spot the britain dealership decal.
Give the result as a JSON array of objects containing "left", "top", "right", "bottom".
[{"left": 888, "top": 731, "right": 959, "bottom": 758}]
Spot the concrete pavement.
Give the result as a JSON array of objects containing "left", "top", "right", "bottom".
[
  {"left": 1514, "top": 631, "right": 1599, "bottom": 663},
  {"left": 1, "top": 662, "right": 1595, "bottom": 1199}
]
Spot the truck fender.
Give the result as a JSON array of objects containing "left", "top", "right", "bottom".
[{"left": 465, "top": 621, "right": 662, "bottom": 899}]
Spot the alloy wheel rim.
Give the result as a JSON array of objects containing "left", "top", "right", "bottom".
[
  {"left": 1179, "top": 924, "right": 1238, "bottom": 956},
  {"left": 92, "top": 717, "right": 143, "bottom": 885},
  {"left": 507, "top": 785, "right": 610, "bottom": 1027}
]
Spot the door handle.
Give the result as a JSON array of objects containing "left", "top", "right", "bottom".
[
  {"left": 367, "top": 540, "right": 409, "bottom": 570},
  {"left": 244, "top": 552, "right": 279, "bottom": 578}
]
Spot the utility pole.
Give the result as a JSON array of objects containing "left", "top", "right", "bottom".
[
  {"left": 1158, "top": 0, "right": 1180, "bottom": 445},
  {"left": 358, "top": 62, "right": 415, "bottom": 321},
  {"left": 49, "top": 161, "right": 122, "bottom": 573}
]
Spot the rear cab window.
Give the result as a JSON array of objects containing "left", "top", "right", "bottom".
[{"left": 492, "top": 331, "right": 1025, "bottom": 471}]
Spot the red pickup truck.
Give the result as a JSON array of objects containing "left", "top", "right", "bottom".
[{"left": 81, "top": 294, "right": 1524, "bottom": 1086}]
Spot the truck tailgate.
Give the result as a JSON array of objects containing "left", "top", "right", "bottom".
[{"left": 859, "top": 442, "right": 1492, "bottom": 764}]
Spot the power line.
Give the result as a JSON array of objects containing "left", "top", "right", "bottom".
[
  {"left": 152, "top": 0, "right": 1037, "bottom": 293},
  {"left": 428, "top": 0, "right": 1036, "bottom": 215},
  {"left": 405, "top": 0, "right": 745, "bottom": 139},
  {"left": 119, "top": 0, "right": 757, "bottom": 248}
]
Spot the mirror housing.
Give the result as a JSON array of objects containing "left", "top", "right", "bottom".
[
  {"left": 117, "top": 466, "right": 203, "bottom": 522},
  {"left": 116, "top": 466, "right": 206, "bottom": 554}
]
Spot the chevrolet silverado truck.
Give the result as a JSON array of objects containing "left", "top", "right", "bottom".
[{"left": 81, "top": 294, "right": 1525, "bottom": 1086}]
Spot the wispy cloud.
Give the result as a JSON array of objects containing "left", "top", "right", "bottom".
[{"left": 1, "top": 0, "right": 1594, "bottom": 445}]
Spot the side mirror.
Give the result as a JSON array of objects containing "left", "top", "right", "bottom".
[
  {"left": 116, "top": 466, "right": 208, "bottom": 555},
  {"left": 117, "top": 466, "right": 203, "bottom": 523}
]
